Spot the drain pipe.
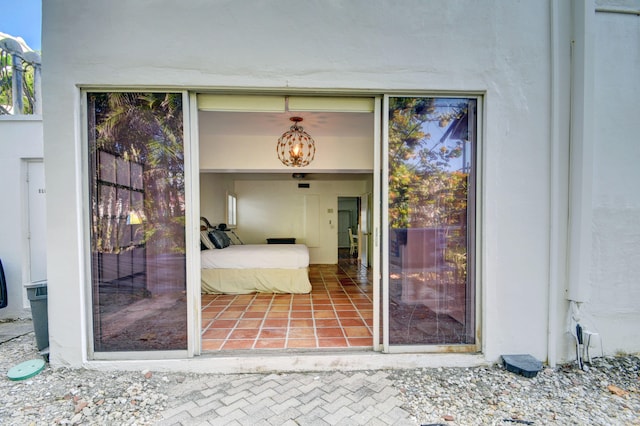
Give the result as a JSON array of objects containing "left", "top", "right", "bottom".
[
  {"left": 566, "top": 0, "right": 595, "bottom": 366},
  {"left": 547, "top": 0, "right": 566, "bottom": 369}
]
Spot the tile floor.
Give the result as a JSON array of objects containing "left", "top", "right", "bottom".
[{"left": 201, "top": 258, "right": 373, "bottom": 351}]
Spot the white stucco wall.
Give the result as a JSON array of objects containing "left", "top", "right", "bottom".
[
  {"left": 199, "top": 173, "right": 228, "bottom": 226},
  {"left": 591, "top": 9, "right": 640, "bottom": 355},
  {"left": 0, "top": 117, "right": 43, "bottom": 319},
  {"left": 42, "top": 0, "right": 612, "bottom": 368}
]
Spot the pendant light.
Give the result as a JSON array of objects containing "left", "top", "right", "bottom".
[{"left": 276, "top": 117, "right": 316, "bottom": 167}]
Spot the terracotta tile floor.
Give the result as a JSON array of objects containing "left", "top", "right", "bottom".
[{"left": 201, "top": 258, "right": 373, "bottom": 351}]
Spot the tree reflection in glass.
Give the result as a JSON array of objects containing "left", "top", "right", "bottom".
[
  {"left": 88, "top": 92, "right": 187, "bottom": 352},
  {"left": 388, "top": 97, "right": 476, "bottom": 346}
]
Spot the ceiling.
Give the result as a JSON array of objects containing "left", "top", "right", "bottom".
[
  {"left": 198, "top": 105, "right": 375, "bottom": 180},
  {"left": 215, "top": 171, "right": 372, "bottom": 181},
  {"left": 200, "top": 110, "right": 374, "bottom": 138}
]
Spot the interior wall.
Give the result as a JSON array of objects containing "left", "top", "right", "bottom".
[
  {"left": 225, "top": 178, "right": 368, "bottom": 264},
  {"left": 198, "top": 111, "right": 374, "bottom": 172},
  {"left": 199, "top": 173, "right": 229, "bottom": 227}
]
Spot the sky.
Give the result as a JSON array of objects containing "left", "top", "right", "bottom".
[{"left": 0, "top": 0, "right": 42, "bottom": 51}]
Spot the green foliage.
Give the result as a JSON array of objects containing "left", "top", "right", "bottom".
[
  {"left": 90, "top": 92, "right": 185, "bottom": 255},
  {"left": 388, "top": 97, "right": 470, "bottom": 229},
  {"left": 0, "top": 50, "right": 37, "bottom": 114}
]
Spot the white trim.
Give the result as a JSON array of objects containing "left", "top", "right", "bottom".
[
  {"left": 547, "top": 0, "right": 570, "bottom": 368},
  {"left": 0, "top": 114, "right": 43, "bottom": 121},
  {"left": 472, "top": 98, "right": 484, "bottom": 355},
  {"left": 386, "top": 344, "right": 479, "bottom": 354},
  {"left": 381, "top": 95, "right": 390, "bottom": 353},
  {"left": 197, "top": 94, "right": 375, "bottom": 113},
  {"left": 82, "top": 90, "right": 192, "bottom": 360},
  {"left": 184, "top": 91, "right": 197, "bottom": 358},
  {"left": 81, "top": 351, "right": 489, "bottom": 374},
  {"left": 372, "top": 96, "right": 382, "bottom": 351},
  {"left": 226, "top": 192, "right": 238, "bottom": 229},
  {"left": 380, "top": 94, "right": 483, "bottom": 353},
  {"left": 93, "top": 350, "right": 189, "bottom": 361},
  {"left": 80, "top": 90, "right": 92, "bottom": 363}
]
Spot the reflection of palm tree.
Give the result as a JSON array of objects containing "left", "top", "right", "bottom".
[{"left": 91, "top": 92, "right": 185, "bottom": 255}]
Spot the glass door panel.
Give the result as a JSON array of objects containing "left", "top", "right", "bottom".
[
  {"left": 88, "top": 92, "right": 187, "bottom": 352},
  {"left": 386, "top": 96, "right": 477, "bottom": 346}
]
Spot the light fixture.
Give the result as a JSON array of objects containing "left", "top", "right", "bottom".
[{"left": 276, "top": 117, "right": 316, "bottom": 167}]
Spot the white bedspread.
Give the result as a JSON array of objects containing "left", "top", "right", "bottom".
[{"left": 201, "top": 244, "right": 309, "bottom": 269}]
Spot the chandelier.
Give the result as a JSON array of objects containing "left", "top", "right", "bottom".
[{"left": 276, "top": 117, "right": 316, "bottom": 167}]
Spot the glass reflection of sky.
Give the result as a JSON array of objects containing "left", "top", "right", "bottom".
[{"left": 406, "top": 98, "right": 472, "bottom": 173}]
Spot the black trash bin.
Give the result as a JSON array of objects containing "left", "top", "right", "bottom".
[
  {"left": 0, "top": 258, "right": 7, "bottom": 309},
  {"left": 25, "top": 281, "right": 49, "bottom": 351}
]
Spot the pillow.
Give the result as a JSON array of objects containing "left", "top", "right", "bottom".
[
  {"left": 219, "top": 231, "right": 232, "bottom": 247},
  {"left": 208, "top": 230, "right": 231, "bottom": 249},
  {"left": 200, "top": 230, "right": 216, "bottom": 250}
]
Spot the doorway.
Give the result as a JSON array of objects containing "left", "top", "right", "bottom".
[
  {"left": 25, "top": 160, "right": 47, "bottom": 284},
  {"left": 196, "top": 94, "right": 377, "bottom": 354},
  {"left": 337, "top": 196, "right": 359, "bottom": 259}
]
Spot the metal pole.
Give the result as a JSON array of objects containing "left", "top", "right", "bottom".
[{"left": 11, "top": 54, "right": 24, "bottom": 114}]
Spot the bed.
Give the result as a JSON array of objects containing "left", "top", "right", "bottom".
[{"left": 200, "top": 243, "right": 311, "bottom": 294}]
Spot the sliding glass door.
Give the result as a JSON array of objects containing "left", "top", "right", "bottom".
[
  {"left": 383, "top": 96, "right": 478, "bottom": 350},
  {"left": 88, "top": 92, "right": 188, "bottom": 352}
]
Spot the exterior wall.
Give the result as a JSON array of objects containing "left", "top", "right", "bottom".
[
  {"left": 0, "top": 117, "right": 43, "bottom": 319},
  {"left": 590, "top": 8, "right": 640, "bottom": 355},
  {"left": 40, "top": 0, "right": 638, "bottom": 369}
]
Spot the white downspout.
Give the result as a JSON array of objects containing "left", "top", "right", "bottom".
[
  {"left": 547, "top": 0, "right": 564, "bottom": 368},
  {"left": 567, "top": 0, "right": 594, "bottom": 303},
  {"left": 566, "top": 0, "right": 595, "bottom": 359}
]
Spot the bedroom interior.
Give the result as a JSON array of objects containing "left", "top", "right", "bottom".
[
  {"left": 198, "top": 173, "right": 374, "bottom": 351},
  {"left": 198, "top": 96, "right": 376, "bottom": 351}
]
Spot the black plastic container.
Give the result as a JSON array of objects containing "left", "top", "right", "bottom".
[
  {"left": 501, "top": 354, "right": 543, "bottom": 378},
  {"left": 0, "top": 259, "right": 7, "bottom": 309}
]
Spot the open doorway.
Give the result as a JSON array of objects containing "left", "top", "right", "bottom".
[
  {"left": 337, "top": 196, "right": 359, "bottom": 260},
  {"left": 197, "top": 94, "right": 377, "bottom": 353},
  {"left": 199, "top": 175, "right": 374, "bottom": 351}
]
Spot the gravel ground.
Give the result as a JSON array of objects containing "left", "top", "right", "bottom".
[
  {"left": 1, "top": 321, "right": 638, "bottom": 425},
  {"left": 391, "top": 357, "right": 640, "bottom": 425}
]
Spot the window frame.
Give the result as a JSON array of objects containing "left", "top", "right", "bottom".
[{"left": 226, "top": 191, "right": 237, "bottom": 229}]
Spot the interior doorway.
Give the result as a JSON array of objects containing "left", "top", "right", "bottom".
[{"left": 338, "top": 196, "right": 359, "bottom": 259}]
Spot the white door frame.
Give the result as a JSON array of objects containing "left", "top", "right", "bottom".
[{"left": 380, "top": 94, "right": 482, "bottom": 354}]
